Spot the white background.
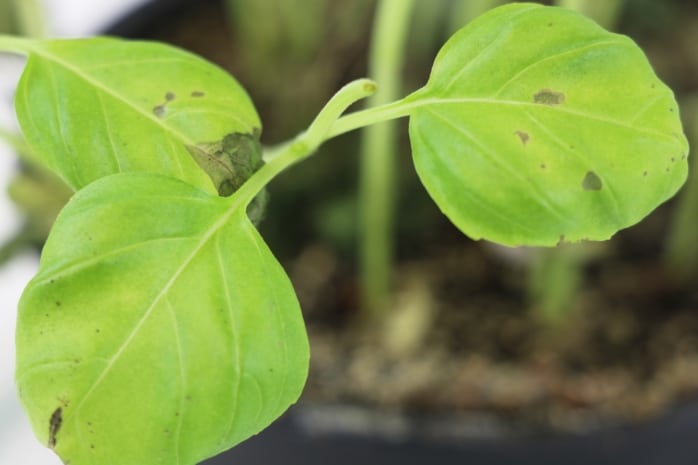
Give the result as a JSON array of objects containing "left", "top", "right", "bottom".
[{"left": 0, "top": 1, "right": 150, "bottom": 463}]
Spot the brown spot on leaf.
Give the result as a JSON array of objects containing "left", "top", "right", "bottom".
[
  {"left": 165, "top": 92, "right": 176, "bottom": 101},
  {"left": 191, "top": 91, "right": 205, "bottom": 98},
  {"left": 49, "top": 407, "right": 62, "bottom": 448},
  {"left": 582, "top": 171, "right": 603, "bottom": 191},
  {"left": 514, "top": 130, "right": 530, "bottom": 145},
  {"left": 534, "top": 88, "right": 565, "bottom": 105},
  {"left": 153, "top": 105, "right": 166, "bottom": 118}
]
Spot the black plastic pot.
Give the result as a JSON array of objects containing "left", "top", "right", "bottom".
[
  {"left": 210, "top": 402, "right": 698, "bottom": 465},
  {"left": 102, "top": 2, "right": 698, "bottom": 464}
]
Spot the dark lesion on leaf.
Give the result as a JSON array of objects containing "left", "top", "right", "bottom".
[
  {"left": 48, "top": 407, "right": 63, "bottom": 448},
  {"left": 152, "top": 104, "right": 166, "bottom": 118},
  {"left": 186, "top": 128, "right": 264, "bottom": 196},
  {"left": 186, "top": 129, "right": 269, "bottom": 223},
  {"left": 533, "top": 88, "right": 565, "bottom": 106},
  {"left": 514, "top": 130, "right": 530, "bottom": 145},
  {"left": 191, "top": 90, "right": 205, "bottom": 98},
  {"left": 152, "top": 92, "right": 177, "bottom": 118},
  {"left": 582, "top": 171, "right": 603, "bottom": 191}
]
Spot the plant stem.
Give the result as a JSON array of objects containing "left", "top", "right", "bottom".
[
  {"left": 11, "top": 0, "right": 47, "bottom": 38},
  {"left": 240, "top": 79, "right": 377, "bottom": 207},
  {"left": 358, "top": 0, "right": 416, "bottom": 314},
  {"left": 664, "top": 96, "right": 698, "bottom": 280},
  {"left": 0, "top": 34, "right": 33, "bottom": 54},
  {"left": 0, "top": 127, "right": 35, "bottom": 162},
  {"left": 554, "top": 0, "right": 624, "bottom": 29},
  {"left": 328, "top": 99, "right": 413, "bottom": 139}
]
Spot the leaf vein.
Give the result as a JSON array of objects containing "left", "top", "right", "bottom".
[
  {"left": 424, "top": 107, "right": 573, "bottom": 226},
  {"left": 216, "top": 232, "right": 243, "bottom": 443},
  {"left": 492, "top": 38, "right": 626, "bottom": 97}
]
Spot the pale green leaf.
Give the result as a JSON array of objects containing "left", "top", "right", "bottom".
[
  {"left": 15, "top": 173, "right": 308, "bottom": 465},
  {"left": 407, "top": 3, "right": 688, "bottom": 246},
  {"left": 15, "top": 37, "right": 260, "bottom": 193}
]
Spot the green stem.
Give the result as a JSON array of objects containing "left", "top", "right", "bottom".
[
  {"left": 554, "top": 0, "right": 624, "bottom": 29},
  {"left": 529, "top": 246, "right": 583, "bottom": 326},
  {"left": 12, "top": 0, "right": 47, "bottom": 38},
  {"left": 0, "top": 34, "right": 33, "bottom": 54},
  {"left": 358, "top": 0, "right": 416, "bottom": 314},
  {"left": 664, "top": 96, "right": 698, "bottom": 280},
  {"left": 0, "top": 232, "right": 32, "bottom": 266},
  {"left": 328, "top": 99, "right": 413, "bottom": 139},
  {"left": 240, "top": 79, "right": 377, "bottom": 207},
  {"left": 0, "top": 127, "right": 36, "bottom": 162}
]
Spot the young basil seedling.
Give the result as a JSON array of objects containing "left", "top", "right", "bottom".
[{"left": 0, "top": 3, "right": 688, "bottom": 465}]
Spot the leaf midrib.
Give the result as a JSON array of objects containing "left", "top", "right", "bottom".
[
  {"left": 69, "top": 191, "right": 247, "bottom": 427},
  {"left": 409, "top": 96, "right": 681, "bottom": 143}
]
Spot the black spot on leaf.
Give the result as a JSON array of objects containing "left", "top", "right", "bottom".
[
  {"left": 534, "top": 89, "right": 565, "bottom": 105},
  {"left": 165, "top": 92, "right": 176, "bottom": 101},
  {"left": 514, "top": 130, "right": 530, "bottom": 145},
  {"left": 191, "top": 91, "right": 205, "bottom": 98},
  {"left": 582, "top": 171, "right": 603, "bottom": 191},
  {"left": 153, "top": 105, "right": 166, "bottom": 118},
  {"left": 48, "top": 407, "right": 62, "bottom": 448}
]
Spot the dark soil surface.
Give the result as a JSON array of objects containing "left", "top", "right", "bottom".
[{"left": 293, "top": 207, "right": 698, "bottom": 432}]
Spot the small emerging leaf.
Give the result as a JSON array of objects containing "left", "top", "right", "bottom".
[
  {"left": 407, "top": 3, "right": 688, "bottom": 246},
  {"left": 15, "top": 37, "right": 260, "bottom": 193},
  {"left": 15, "top": 173, "right": 308, "bottom": 465}
]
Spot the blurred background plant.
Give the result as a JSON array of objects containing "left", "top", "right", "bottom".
[{"left": 0, "top": 0, "right": 72, "bottom": 268}]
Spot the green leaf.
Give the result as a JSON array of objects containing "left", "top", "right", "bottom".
[
  {"left": 15, "top": 37, "right": 260, "bottom": 193},
  {"left": 15, "top": 173, "right": 308, "bottom": 465},
  {"left": 406, "top": 3, "right": 688, "bottom": 246}
]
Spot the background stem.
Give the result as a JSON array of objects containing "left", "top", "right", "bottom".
[
  {"left": 664, "top": 96, "right": 698, "bottom": 280},
  {"left": 358, "top": 0, "right": 415, "bottom": 315},
  {"left": 11, "top": 0, "right": 47, "bottom": 38}
]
